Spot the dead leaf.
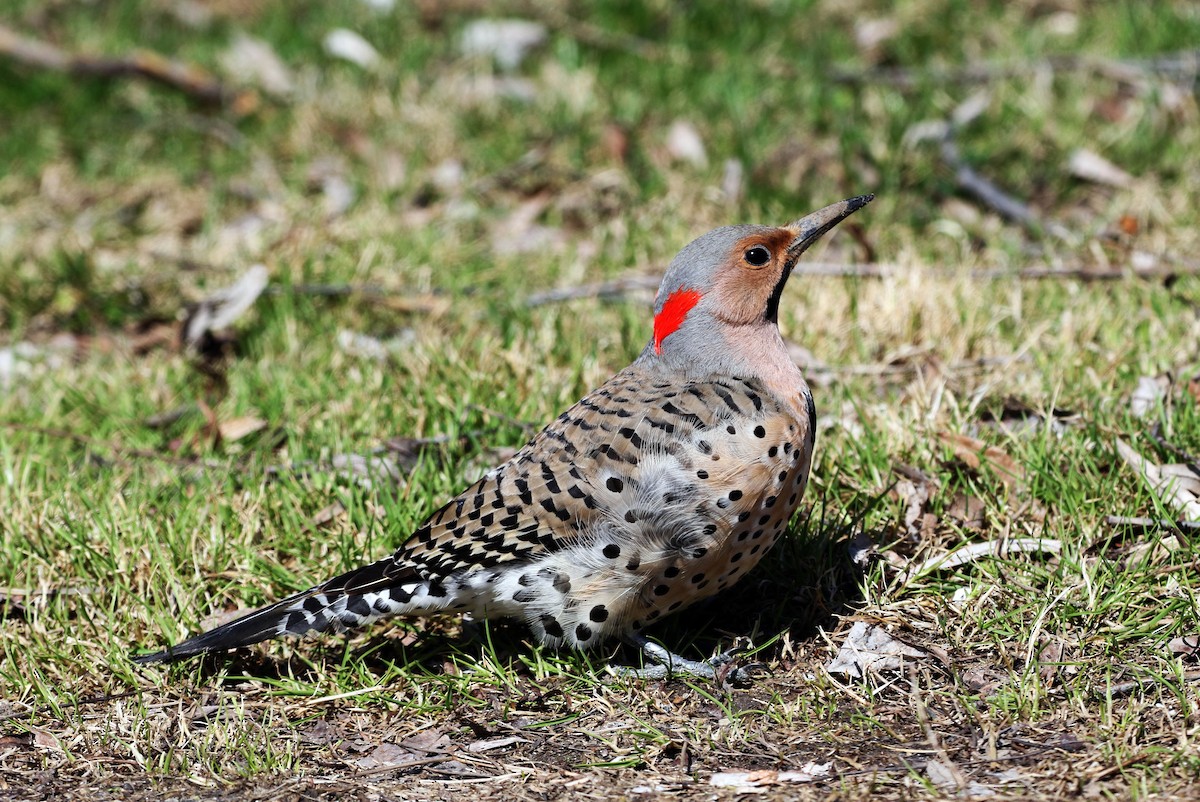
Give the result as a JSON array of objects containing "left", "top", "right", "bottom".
[
  {"left": 947, "top": 492, "right": 987, "bottom": 529},
  {"left": 399, "top": 729, "right": 452, "bottom": 754},
  {"left": 219, "top": 33, "right": 294, "bottom": 98},
  {"left": 962, "top": 665, "right": 1008, "bottom": 695},
  {"left": 311, "top": 501, "right": 346, "bottom": 527},
  {"left": 1130, "top": 375, "right": 1167, "bottom": 419},
  {"left": 183, "top": 264, "right": 269, "bottom": 349},
  {"left": 1068, "top": 148, "right": 1134, "bottom": 188},
  {"left": 32, "top": 729, "right": 62, "bottom": 752},
  {"left": 854, "top": 17, "right": 899, "bottom": 62},
  {"left": 1114, "top": 438, "right": 1200, "bottom": 519},
  {"left": 938, "top": 431, "right": 1025, "bottom": 489},
  {"left": 217, "top": 415, "right": 266, "bottom": 442},
  {"left": 1038, "top": 639, "right": 1068, "bottom": 685},
  {"left": 891, "top": 463, "right": 938, "bottom": 536},
  {"left": 826, "top": 621, "right": 928, "bottom": 678},
  {"left": 490, "top": 195, "right": 566, "bottom": 256},
  {"left": 323, "top": 29, "right": 381, "bottom": 70},
  {"left": 976, "top": 397, "right": 1078, "bottom": 438},
  {"left": 666, "top": 120, "right": 707, "bottom": 167},
  {"left": 710, "top": 763, "right": 831, "bottom": 788},
  {"left": 1169, "top": 635, "right": 1200, "bottom": 659},
  {"left": 720, "top": 158, "right": 743, "bottom": 204},
  {"left": 465, "top": 735, "right": 527, "bottom": 752},
  {"left": 459, "top": 19, "right": 546, "bottom": 70},
  {"left": 925, "top": 759, "right": 963, "bottom": 793},
  {"left": 353, "top": 742, "right": 419, "bottom": 770}
]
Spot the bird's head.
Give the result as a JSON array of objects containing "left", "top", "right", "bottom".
[{"left": 643, "top": 194, "right": 873, "bottom": 376}]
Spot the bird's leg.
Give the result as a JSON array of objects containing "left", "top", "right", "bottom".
[{"left": 610, "top": 634, "right": 764, "bottom": 682}]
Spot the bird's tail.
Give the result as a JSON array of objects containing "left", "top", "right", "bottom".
[{"left": 132, "top": 556, "right": 430, "bottom": 664}]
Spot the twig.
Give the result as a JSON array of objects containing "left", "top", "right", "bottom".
[
  {"left": 939, "top": 138, "right": 1073, "bottom": 240},
  {"left": 0, "top": 23, "right": 257, "bottom": 112},
  {"left": 519, "top": 2, "right": 665, "bottom": 60},
  {"left": 1147, "top": 422, "right": 1200, "bottom": 476},
  {"left": 1104, "top": 515, "right": 1200, "bottom": 534},
  {"left": 525, "top": 275, "right": 660, "bottom": 306},
  {"left": 1098, "top": 671, "right": 1200, "bottom": 700},
  {"left": 0, "top": 421, "right": 227, "bottom": 471},
  {"left": 909, "top": 538, "right": 1063, "bottom": 579},
  {"left": 830, "top": 50, "right": 1200, "bottom": 87}
]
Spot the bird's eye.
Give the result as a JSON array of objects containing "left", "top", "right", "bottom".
[{"left": 744, "top": 245, "right": 771, "bottom": 267}]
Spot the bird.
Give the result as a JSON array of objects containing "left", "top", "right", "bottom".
[{"left": 134, "top": 194, "right": 874, "bottom": 679}]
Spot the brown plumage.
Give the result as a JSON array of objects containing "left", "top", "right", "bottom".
[{"left": 134, "top": 195, "right": 873, "bottom": 679}]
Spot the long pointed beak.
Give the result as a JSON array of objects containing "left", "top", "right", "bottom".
[{"left": 785, "top": 194, "right": 874, "bottom": 259}]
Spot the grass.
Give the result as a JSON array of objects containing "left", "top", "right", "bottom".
[{"left": 2, "top": 0, "right": 1200, "bottom": 798}]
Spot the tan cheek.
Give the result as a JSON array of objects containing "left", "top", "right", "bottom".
[{"left": 713, "top": 265, "right": 780, "bottom": 324}]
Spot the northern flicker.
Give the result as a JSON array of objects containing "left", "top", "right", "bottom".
[{"left": 134, "top": 195, "right": 873, "bottom": 679}]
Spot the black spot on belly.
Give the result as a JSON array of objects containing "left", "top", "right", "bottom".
[
  {"left": 754, "top": 425, "right": 766, "bottom": 438},
  {"left": 663, "top": 566, "right": 680, "bottom": 578},
  {"left": 575, "top": 623, "right": 593, "bottom": 641},
  {"left": 606, "top": 477, "right": 624, "bottom": 492},
  {"left": 603, "top": 544, "right": 621, "bottom": 559},
  {"left": 729, "top": 489, "right": 743, "bottom": 501},
  {"left": 653, "top": 584, "right": 669, "bottom": 596},
  {"left": 589, "top": 605, "right": 609, "bottom": 623},
  {"left": 541, "top": 615, "right": 564, "bottom": 638},
  {"left": 697, "top": 469, "right": 709, "bottom": 479},
  {"left": 730, "top": 552, "right": 743, "bottom": 563},
  {"left": 691, "top": 573, "right": 705, "bottom": 584},
  {"left": 513, "top": 589, "right": 537, "bottom": 603},
  {"left": 668, "top": 601, "right": 682, "bottom": 611}
]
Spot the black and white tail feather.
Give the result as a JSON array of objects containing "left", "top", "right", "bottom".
[{"left": 133, "top": 557, "right": 441, "bottom": 664}]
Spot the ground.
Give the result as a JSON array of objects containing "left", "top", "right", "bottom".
[{"left": 2, "top": 1, "right": 1199, "bottom": 799}]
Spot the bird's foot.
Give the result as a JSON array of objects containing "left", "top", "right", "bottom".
[{"left": 610, "top": 635, "right": 766, "bottom": 683}]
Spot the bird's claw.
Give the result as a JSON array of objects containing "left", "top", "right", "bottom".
[{"left": 610, "top": 636, "right": 768, "bottom": 684}]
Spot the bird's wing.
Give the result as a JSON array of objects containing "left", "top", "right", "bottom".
[{"left": 375, "top": 367, "right": 765, "bottom": 583}]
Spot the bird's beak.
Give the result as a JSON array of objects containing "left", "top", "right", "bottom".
[{"left": 785, "top": 194, "right": 874, "bottom": 260}]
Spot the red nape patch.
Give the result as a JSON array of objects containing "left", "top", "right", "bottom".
[{"left": 653, "top": 288, "right": 703, "bottom": 354}]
